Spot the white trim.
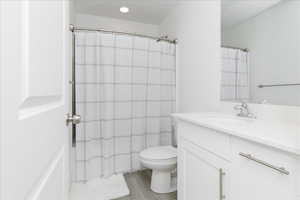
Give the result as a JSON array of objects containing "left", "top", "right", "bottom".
[{"left": 0, "top": 1, "right": 3, "bottom": 200}]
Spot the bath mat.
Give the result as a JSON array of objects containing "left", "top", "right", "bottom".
[{"left": 70, "top": 174, "right": 130, "bottom": 200}]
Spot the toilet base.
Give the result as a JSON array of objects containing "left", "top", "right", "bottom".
[{"left": 150, "top": 170, "right": 177, "bottom": 194}]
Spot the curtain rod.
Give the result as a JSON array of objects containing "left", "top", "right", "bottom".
[
  {"left": 222, "top": 45, "right": 249, "bottom": 52},
  {"left": 69, "top": 24, "right": 178, "bottom": 44}
]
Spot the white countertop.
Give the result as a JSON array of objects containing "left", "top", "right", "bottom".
[{"left": 173, "top": 112, "right": 300, "bottom": 156}]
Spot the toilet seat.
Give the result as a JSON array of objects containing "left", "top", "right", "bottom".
[{"left": 140, "top": 146, "right": 177, "bottom": 160}]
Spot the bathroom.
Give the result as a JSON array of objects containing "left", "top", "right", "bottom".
[{"left": 1, "top": 0, "right": 300, "bottom": 200}]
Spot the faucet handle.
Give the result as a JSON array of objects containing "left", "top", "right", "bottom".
[
  {"left": 234, "top": 101, "right": 247, "bottom": 110},
  {"left": 234, "top": 104, "right": 242, "bottom": 110},
  {"left": 240, "top": 101, "right": 248, "bottom": 108}
]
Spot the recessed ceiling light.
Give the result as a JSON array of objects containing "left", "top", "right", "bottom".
[{"left": 120, "top": 6, "right": 129, "bottom": 13}]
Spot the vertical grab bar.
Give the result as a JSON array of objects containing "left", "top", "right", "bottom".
[
  {"left": 70, "top": 25, "right": 76, "bottom": 147},
  {"left": 219, "top": 168, "right": 226, "bottom": 200}
]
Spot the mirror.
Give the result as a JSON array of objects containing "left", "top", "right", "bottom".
[{"left": 221, "top": 0, "right": 300, "bottom": 106}]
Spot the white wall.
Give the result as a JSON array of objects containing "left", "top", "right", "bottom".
[
  {"left": 0, "top": 2, "right": 3, "bottom": 199},
  {"left": 70, "top": 0, "right": 76, "bottom": 24},
  {"left": 159, "top": 1, "right": 221, "bottom": 112},
  {"left": 222, "top": 1, "right": 300, "bottom": 106},
  {"left": 75, "top": 14, "right": 159, "bottom": 36}
]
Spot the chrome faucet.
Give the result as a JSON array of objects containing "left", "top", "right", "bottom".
[{"left": 234, "top": 101, "right": 256, "bottom": 118}]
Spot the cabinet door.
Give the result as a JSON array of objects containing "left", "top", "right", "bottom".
[{"left": 178, "top": 139, "right": 230, "bottom": 200}]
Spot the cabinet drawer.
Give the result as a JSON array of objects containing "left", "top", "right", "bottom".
[
  {"left": 231, "top": 137, "right": 299, "bottom": 200},
  {"left": 177, "top": 121, "right": 231, "bottom": 161}
]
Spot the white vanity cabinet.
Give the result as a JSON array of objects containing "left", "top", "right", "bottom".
[
  {"left": 230, "top": 137, "right": 298, "bottom": 200},
  {"left": 176, "top": 119, "right": 300, "bottom": 200}
]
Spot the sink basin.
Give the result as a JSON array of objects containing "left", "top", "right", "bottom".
[
  {"left": 177, "top": 113, "right": 256, "bottom": 128},
  {"left": 203, "top": 116, "right": 255, "bottom": 126}
]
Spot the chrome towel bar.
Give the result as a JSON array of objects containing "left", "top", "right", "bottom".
[
  {"left": 258, "top": 83, "right": 300, "bottom": 88},
  {"left": 239, "top": 152, "right": 290, "bottom": 175}
]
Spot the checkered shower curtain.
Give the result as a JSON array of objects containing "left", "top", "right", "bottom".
[
  {"left": 221, "top": 47, "right": 250, "bottom": 101},
  {"left": 73, "top": 31, "right": 176, "bottom": 182}
]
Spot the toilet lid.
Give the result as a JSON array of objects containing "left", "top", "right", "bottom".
[{"left": 140, "top": 146, "right": 177, "bottom": 160}]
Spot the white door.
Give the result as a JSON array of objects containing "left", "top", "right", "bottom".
[{"left": 0, "top": 1, "right": 70, "bottom": 200}]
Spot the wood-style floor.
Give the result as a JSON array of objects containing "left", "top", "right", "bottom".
[{"left": 113, "top": 171, "right": 177, "bottom": 200}]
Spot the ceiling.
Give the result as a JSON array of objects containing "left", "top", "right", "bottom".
[
  {"left": 75, "top": 0, "right": 180, "bottom": 25},
  {"left": 222, "top": 0, "right": 283, "bottom": 29},
  {"left": 75, "top": 0, "right": 283, "bottom": 27}
]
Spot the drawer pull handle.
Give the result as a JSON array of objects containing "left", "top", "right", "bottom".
[{"left": 239, "top": 152, "right": 290, "bottom": 175}]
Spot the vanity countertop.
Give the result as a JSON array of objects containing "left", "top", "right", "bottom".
[{"left": 173, "top": 112, "right": 300, "bottom": 156}]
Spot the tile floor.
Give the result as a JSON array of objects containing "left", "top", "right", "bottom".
[{"left": 113, "top": 170, "right": 177, "bottom": 200}]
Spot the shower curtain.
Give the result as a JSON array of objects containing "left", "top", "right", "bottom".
[
  {"left": 73, "top": 31, "right": 176, "bottom": 182},
  {"left": 221, "top": 47, "right": 250, "bottom": 101}
]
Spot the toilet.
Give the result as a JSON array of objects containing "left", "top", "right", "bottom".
[{"left": 139, "top": 145, "right": 177, "bottom": 193}]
